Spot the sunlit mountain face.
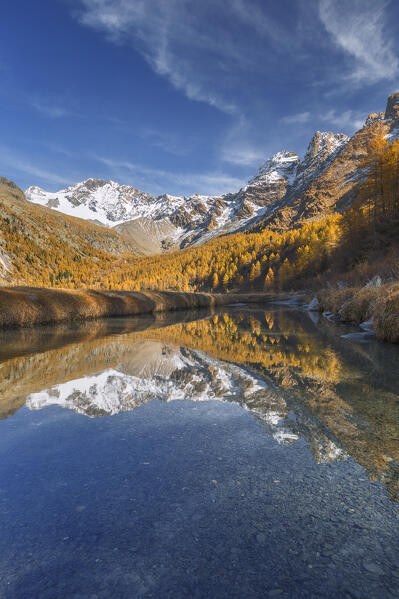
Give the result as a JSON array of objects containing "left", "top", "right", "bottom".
[{"left": 1, "top": 306, "right": 399, "bottom": 501}]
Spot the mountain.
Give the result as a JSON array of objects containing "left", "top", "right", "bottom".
[
  {"left": 24, "top": 131, "right": 349, "bottom": 252},
  {"left": 259, "top": 93, "right": 399, "bottom": 231},
  {"left": 0, "top": 177, "right": 141, "bottom": 286},
  {"left": 2, "top": 91, "right": 398, "bottom": 288},
  {"left": 25, "top": 92, "right": 399, "bottom": 251}
]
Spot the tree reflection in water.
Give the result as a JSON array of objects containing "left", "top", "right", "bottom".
[{"left": 1, "top": 305, "right": 399, "bottom": 501}]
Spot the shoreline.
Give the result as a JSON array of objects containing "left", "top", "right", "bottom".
[
  {"left": 0, "top": 287, "right": 274, "bottom": 330},
  {"left": 1, "top": 284, "right": 397, "bottom": 344}
]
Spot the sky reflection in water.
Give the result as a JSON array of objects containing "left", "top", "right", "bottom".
[{"left": 0, "top": 306, "right": 398, "bottom": 598}]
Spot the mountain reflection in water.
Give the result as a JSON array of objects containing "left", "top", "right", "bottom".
[{"left": 1, "top": 306, "right": 399, "bottom": 502}]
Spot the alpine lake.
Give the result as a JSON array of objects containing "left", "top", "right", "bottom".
[{"left": 0, "top": 304, "right": 399, "bottom": 599}]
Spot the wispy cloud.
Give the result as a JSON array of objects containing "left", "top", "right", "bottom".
[
  {"left": 0, "top": 145, "right": 72, "bottom": 187},
  {"left": 228, "top": 0, "right": 293, "bottom": 50},
  {"left": 140, "top": 129, "right": 193, "bottom": 157},
  {"left": 281, "top": 107, "right": 365, "bottom": 134},
  {"left": 218, "top": 115, "right": 273, "bottom": 167},
  {"left": 221, "top": 145, "right": 267, "bottom": 167},
  {"left": 77, "top": 0, "right": 239, "bottom": 115},
  {"left": 29, "top": 99, "right": 71, "bottom": 119},
  {"left": 320, "top": 108, "right": 365, "bottom": 132},
  {"left": 319, "top": 0, "right": 399, "bottom": 85},
  {"left": 281, "top": 111, "right": 311, "bottom": 125},
  {"left": 94, "top": 154, "right": 244, "bottom": 196},
  {"left": 75, "top": 0, "right": 296, "bottom": 118},
  {"left": 42, "top": 143, "right": 74, "bottom": 157}
]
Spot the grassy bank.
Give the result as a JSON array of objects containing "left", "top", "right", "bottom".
[
  {"left": 0, "top": 287, "right": 273, "bottom": 329},
  {"left": 317, "top": 282, "right": 399, "bottom": 343}
]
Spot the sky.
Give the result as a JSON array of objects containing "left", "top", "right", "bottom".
[{"left": 1, "top": 0, "right": 399, "bottom": 197}]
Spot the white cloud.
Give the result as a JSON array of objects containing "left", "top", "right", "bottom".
[
  {"left": 281, "top": 107, "right": 365, "bottom": 134},
  {"left": 221, "top": 145, "right": 267, "bottom": 167},
  {"left": 0, "top": 146, "right": 72, "bottom": 187},
  {"left": 281, "top": 111, "right": 311, "bottom": 125},
  {"left": 75, "top": 0, "right": 294, "bottom": 118},
  {"left": 320, "top": 108, "right": 365, "bottom": 132},
  {"left": 42, "top": 143, "right": 74, "bottom": 157},
  {"left": 140, "top": 129, "right": 192, "bottom": 157},
  {"left": 29, "top": 99, "right": 70, "bottom": 119},
  {"left": 319, "top": 0, "right": 399, "bottom": 84},
  {"left": 77, "top": 0, "right": 239, "bottom": 115},
  {"left": 229, "top": 0, "right": 292, "bottom": 50},
  {"left": 217, "top": 114, "right": 273, "bottom": 167},
  {"left": 94, "top": 155, "right": 244, "bottom": 196}
]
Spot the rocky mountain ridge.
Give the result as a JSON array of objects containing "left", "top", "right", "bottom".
[
  {"left": 259, "top": 92, "right": 399, "bottom": 231},
  {"left": 24, "top": 91, "right": 399, "bottom": 253},
  {"left": 25, "top": 132, "right": 349, "bottom": 253}
]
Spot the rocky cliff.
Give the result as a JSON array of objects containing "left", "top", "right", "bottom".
[{"left": 22, "top": 91, "right": 399, "bottom": 251}]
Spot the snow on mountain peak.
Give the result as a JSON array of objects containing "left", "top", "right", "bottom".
[
  {"left": 23, "top": 128, "right": 351, "bottom": 253},
  {"left": 248, "top": 151, "right": 300, "bottom": 187},
  {"left": 304, "top": 131, "right": 349, "bottom": 162}
]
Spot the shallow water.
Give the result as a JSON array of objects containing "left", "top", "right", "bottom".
[{"left": 0, "top": 306, "right": 399, "bottom": 598}]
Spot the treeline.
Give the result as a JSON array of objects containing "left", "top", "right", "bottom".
[
  {"left": 343, "top": 135, "right": 399, "bottom": 245},
  {"left": 107, "top": 214, "right": 342, "bottom": 292},
  {"left": 2, "top": 135, "right": 398, "bottom": 292}
]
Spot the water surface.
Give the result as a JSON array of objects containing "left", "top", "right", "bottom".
[{"left": 0, "top": 306, "right": 399, "bottom": 598}]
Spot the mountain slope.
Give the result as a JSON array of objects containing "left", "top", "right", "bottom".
[
  {"left": 24, "top": 92, "right": 399, "bottom": 253},
  {"left": 24, "top": 132, "right": 348, "bottom": 251},
  {"left": 0, "top": 177, "right": 141, "bottom": 286},
  {"left": 259, "top": 93, "right": 399, "bottom": 231}
]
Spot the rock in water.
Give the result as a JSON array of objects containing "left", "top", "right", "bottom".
[{"left": 305, "top": 297, "right": 319, "bottom": 312}]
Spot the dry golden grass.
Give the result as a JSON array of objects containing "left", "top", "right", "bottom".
[
  {"left": 373, "top": 285, "right": 399, "bottom": 343},
  {"left": 318, "top": 282, "right": 399, "bottom": 343},
  {"left": 0, "top": 286, "right": 274, "bottom": 329},
  {"left": 317, "top": 288, "right": 354, "bottom": 314}
]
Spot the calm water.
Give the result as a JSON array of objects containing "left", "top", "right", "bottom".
[{"left": 0, "top": 306, "right": 399, "bottom": 599}]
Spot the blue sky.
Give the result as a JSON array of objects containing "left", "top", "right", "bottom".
[{"left": 1, "top": 0, "right": 399, "bottom": 196}]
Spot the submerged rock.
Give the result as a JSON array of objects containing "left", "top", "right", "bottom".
[
  {"left": 304, "top": 297, "right": 319, "bottom": 311},
  {"left": 323, "top": 311, "right": 341, "bottom": 322},
  {"left": 359, "top": 318, "right": 375, "bottom": 332},
  {"left": 365, "top": 275, "right": 383, "bottom": 288},
  {"left": 341, "top": 332, "right": 374, "bottom": 343}
]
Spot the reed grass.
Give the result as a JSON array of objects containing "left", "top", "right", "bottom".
[
  {"left": 0, "top": 287, "right": 272, "bottom": 329},
  {"left": 318, "top": 283, "right": 399, "bottom": 343}
]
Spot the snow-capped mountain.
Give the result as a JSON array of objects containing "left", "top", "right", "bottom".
[
  {"left": 24, "top": 337, "right": 351, "bottom": 457},
  {"left": 23, "top": 339, "right": 312, "bottom": 448},
  {"left": 18, "top": 92, "right": 399, "bottom": 254},
  {"left": 25, "top": 179, "right": 155, "bottom": 226},
  {"left": 25, "top": 131, "right": 349, "bottom": 254},
  {"left": 26, "top": 342, "right": 267, "bottom": 416}
]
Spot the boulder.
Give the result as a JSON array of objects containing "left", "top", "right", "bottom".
[
  {"left": 304, "top": 297, "right": 319, "bottom": 311},
  {"left": 385, "top": 92, "right": 399, "bottom": 120},
  {"left": 365, "top": 275, "right": 383, "bottom": 288},
  {"left": 359, "top": 318, "right": 375, "bottom": 332}
]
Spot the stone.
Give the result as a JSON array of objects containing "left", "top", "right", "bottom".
[
  {"left": 363, "top": 560, "right": 385, "bottom": 576},
  {"left": 305, "top": 297, "right": 319, "bottom": 311},
  {"left": 365, "top": 275, "right": 383, "bottom": 288},
  {"left": 385, "top": 91, "right": 399, "bottom": 121},
  {"left": 341, "top": 332, "right": 374, "bottom": 342},
  {"left": 256, "top": 533, "right": 266, "bottom": 544},
  {"left": 365, "top": 112, "right": 384, "bottom": 126},
  {"left": 359, "top": 318, "right": 375, "bottom": 332}
]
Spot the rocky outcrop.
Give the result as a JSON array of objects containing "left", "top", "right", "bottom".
[
  {"left": 258, "top": 115, "right": 393, "bottom": 231},
  {"left": 24, "top": 92, "right": 399, "bottom": 250},
  {"left": 385, "top": 91, "right": 399, "bottom": 121}
]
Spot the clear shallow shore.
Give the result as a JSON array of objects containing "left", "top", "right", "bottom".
[{"left": 0, "top": 306, "right": 398, "bottom": 598}]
